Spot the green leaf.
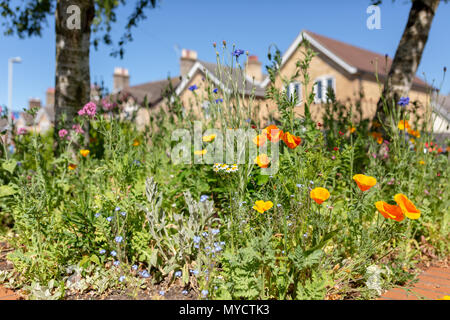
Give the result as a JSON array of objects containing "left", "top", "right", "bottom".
[
  {"left": 256, "top": 174, "right": 269, "bottom": 185},
  {"left": 2, "top": 159, "right": 17, "bottom": 174},
  {"left": 0, "top": 184, "right": 17, "bottom": 197}
]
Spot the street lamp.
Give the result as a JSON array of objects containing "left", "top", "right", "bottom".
[{"left": 8, "top": 56, "right": 22, "bottom": 125}]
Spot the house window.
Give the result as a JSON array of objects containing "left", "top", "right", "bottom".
[
  {"left": 314, "top": 76, "right": 335, "bottom": 103},
  {"left": 286, "top": 82, "right": 302, "bottom": 104}
]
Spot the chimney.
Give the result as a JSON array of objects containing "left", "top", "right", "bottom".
[
  {"left": 180, "top": 49, "right": 198, "bottom": 77},
  {"left": 46, "top": 88, "right": 55, "bottom": 107},
  {"left": 28, "top": 97, "right": 41, "bottom": 109},
  {"left": 113, "top": 67, "right": 130, "bottom": 92},
  {"left": 246, "top": 55, "right": 263, "bottom": 82}
]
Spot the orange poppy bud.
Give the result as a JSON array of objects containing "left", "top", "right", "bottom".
[
  {"left": 394, "top": 194, "right": 420, "bottom": 219},
  {"left": 375, "top": 201, "right": 405, "bottom": 222},
  {"left": 133, "top": 139, "right": 140, "bottom": 146},
  {"left": 310, "top": 187, "right": 330, "bottom": 205},
  {"left": 353, "top": 174, "right": 377, "bottom": 191},
  {"left": 255, "top": 154, "right": 270, "bottom": 168},
  {"left": 282, "top": 131, "right": 302, "bottom": 149}
]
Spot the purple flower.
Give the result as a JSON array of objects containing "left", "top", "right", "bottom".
[
  {"left": 17, "top": 127, "right": 28, "bottom": 135},
  {"left": 132, "top": 265, "right": 138, "bottom": 271},
  {"left": 193, "top": 236, "right": 201, "bottom": 244},
  {"left": 213, "top": 88, "right": 218, "bottom": 93},
  {"left": 182, "top": 290, "right": 188, "bottom": 295},
  {"left": 159, "top": 290, "right": 165, "bottom": 296},
  {"left": 107, "top": 216, "right": 113, "bottom": 222},
  {"left": 113, "top": 260, "right": 120, "bottom": 266},
  {"left": 232, "top": 49, "right": 245, "bottom": 58},
  {"left": 111, "top": 250, "right": 117, "bottom": 257},
  {"left": 115, "top": 236, "right": 123, "bottom": 243},
  {"left": 119, "top": 275, "right": 125, "bottom": 282},
  {"left": 99, "top": 249, "right": 106, "bottom": 254},
  {"left": 95, "top": 212, "right": 101, "bottom": 218},
  {"left": 200, "top": 195, "right": 208, "bottom": 202},
  {"left": 201, "top": 290, "right": 209, "bottom": 297},
  {"left": 120, "top": 211, "right": 126, "bottom": 217},
  {"left": 189, "top": 85, "right": 198, "bottom": 91},
  {"left": 175, "top": 271, "right": 182, "bottom": 277},
  {"left": 398, "top": 97, "right": 410, "bottom": 107},
  {"left": 215, "top": 98, "right": 223, "bottom": 103},
  {"left": 140, "top": 270, "right": 150, "bottom": 278}
]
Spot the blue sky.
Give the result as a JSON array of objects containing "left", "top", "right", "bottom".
[{"left": 0, "top": 0, "right": 449, "bottom": 111}]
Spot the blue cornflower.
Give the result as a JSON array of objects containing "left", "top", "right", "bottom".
[
  {"left": 113, "top": 260, "right": 120, "bottom": 266},
  {"left": 200, "top": 195, "right": 208, "bottom": 202},
  {"left": 132, "top": 265, "right": 138, "bottom": 271},
  {"left": 182, "top": 290, "right": 188, "bottom": 295},
  {"left": 119, "top": 275, "right": 125, "bottom": 282},
  {"left": 175, "top": 271, "right": 182, "bottom": 277},
  {"left": 193, "top": 236, "right": 201, "bottom": 244},
  {"left": 111, "top": 250, "right": 117, "bottom": 257},
  {"left": 213, "top": 88, "right": 218, "bottom": 93},
  {"left": 232, "top": 49, "right": 245, "bottom": 58},
  {"left": 120, "top": 211, "right": 126, "bottom": 217},
  {"left": 140, "top": 270, "right": 150, "bottom": 278},
  {"left": 245, "top": 118, "right": 251, "bottom": 123},
  {"left": 211, "top": 229, "right": 220, "bottom": 235},
  {"left": 115, "top": 206, "right": 121, "bottom": 212},
  {"left": 17, "top": 161, "right": 22, "bottom": 166},
  {"left": 215, "top": 98, "right": 223, "bottom": 103},
  {"left": 115, "top": 236, "right": 123, "bottom": 243},
  {"left": 202, "top": 231, "right": 208, "bottom": 237},
  {"left": 188, "top": 84, "right": 198, "bottom": 91},
  {"left": 99, "top": 249, "right": 106, "bottom": 254},
  {"left": 398, "top": 96, "right": 410, "bottom": 107},
  {"left": 107, "top": 216, "right": 113, "bottom": 222},
  {"left": 95, "top": 212, "right": 101, "bottom": 218},
  {"left": 201, "top": 290, "right": 209, "bottom": 297},
  {"left": 159, "top": 290, "right": 165, "bottom": 296}
]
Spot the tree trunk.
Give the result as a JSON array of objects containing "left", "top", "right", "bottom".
[
  {"left": 54, "top": 0, "right": 94, "bottom": 140},
  {"left": 376, "top": 0, "right": 440, "bottom": 122}
]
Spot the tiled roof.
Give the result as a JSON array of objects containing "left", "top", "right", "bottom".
[
  {"left": 304, "top": 30, "right": 429, "bottom": 89},
  {"left": 119, "top": 77, "right": 181, "bottom": 105}
]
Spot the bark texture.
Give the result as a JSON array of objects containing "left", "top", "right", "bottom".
[
  {"left": 376, "top": 0, "right": 440, "bottom": 120},
  {"left": 54, "top": 0, "right": 95, "bottom": 133}
]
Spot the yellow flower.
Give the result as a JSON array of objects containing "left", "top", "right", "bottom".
[
  {"left": 194, "top": 149, "right": 207, "bottom": 156},
  {"left": 394, "top": 194, "right": 420, "bottom": 220},
  {"left": 253, "top": 200, "right": 274, "bottom": 213},
  {"left": 419, "top": 160, "right": 425, "bottom": 165},
  {"left": 133, "top": 139, "right": 140, "bottom": 146},
  {"left": 202, "top": 134, "right": 216, "bottom": 142},
  {"left": 80, "top": 149, "right": 90, "bottom": 157},
  {"left": 255, "top": 154, "right": 270, "bottom": 168},
  {"left": 398, "top": 120, "right": 410, "bottom": 130},
  {"left": 68, "top": 163, "right": 77, "bottom": 170},
  {"left": 438, "top": 295, "right": 450, "bottom": 300},
  {"left": 310, "top": 187, "right": 330, "bottom": 205},
  {"left": 353, "top": 174, "right": 377, "bottom": 192},
  {"left": 349, "top": 126, "right": 356, "bottom": 133}
]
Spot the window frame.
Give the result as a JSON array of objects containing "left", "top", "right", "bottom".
[
  {"left": 313, "top": 75, "right": 336, "bottom": 103},
  {"left": 285, "top": 81, "right": 302, "bottom": 106}
]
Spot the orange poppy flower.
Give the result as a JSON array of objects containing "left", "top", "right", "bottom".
[
  {"left": 68, "top": 163, "right": 77, "bottom": 170},
  {"left": 310, "top": 187, "right": 330, "bottom": 205},
  {"left": 133, "top": 139, "right": 140, "bottom": 146},
  {"left": 255, "top": 154, "right": 270, "bottom": 168},
  {"left": 282, "top": 131, "right": 302, "bottom": 149},
  {"left": 398, "top": 120, "right": 411, "bottom": 131},
  {"left": 394, "top": 194, "right": 420, "bottom": 219},
  {"left": 252, "top": 134, "right": 267, "bottom": 147},
  {"left": 353, "top": 174, "right": 377, "bottom": 191},
  {"left": 263, "top": 125, "right": 283, "bottom": 142},
  {"left": 349, "top": 126, "right": 356, "bottom": 133},
  {"left": 252, "top": 200, "right": 274, "bottom": 213},
  {"left": 375, "top": 201, "right": 405, "bottom": 222},
  {"left": 407, "top": 128, "right": 420, "bottom": 138},
  {"left": 80, "top": 149, "right": 90, "bottom": 157}
]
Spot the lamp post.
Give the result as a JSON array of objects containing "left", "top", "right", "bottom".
[{"left": 7, "top": 56, "right": 22, "bottom": 125}]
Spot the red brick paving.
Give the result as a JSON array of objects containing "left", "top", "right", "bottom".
[{"left": 379, "top": 266, "right": 450, "bottom": 300}]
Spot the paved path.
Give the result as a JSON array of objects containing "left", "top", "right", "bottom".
[
  {"left": 379, "top": 266, "right": 450, "bottom": 300},
  {"left": 0, "top": 286, "right": 20, "bottom": 300}
]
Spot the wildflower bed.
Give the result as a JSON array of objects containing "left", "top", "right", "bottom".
[{"left": 0, "top": 42, "right": 448, "bottom": 300}]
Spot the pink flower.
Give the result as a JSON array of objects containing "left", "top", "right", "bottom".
[
  {"left": 58, "top": 129, "right": 68, "bottom": 138},
  {"left": 331, "top": 155, "right": 336, "bottom": 160},
  {"left": 372, "top": 153, "right": 377, "bottom": 159},
  {"left": 387, "top": 178, "right": 395, "bottom": 185},
  {"left": 78, "top": 102, "right": 97, "bottom": 118},
  {"left": 72, "top": 124, "right": 84, "bottom": 134},
  {"left": 424, "top": 189, "right": 430, "bottom": 195},
  {"left": 17, "top": 127, "right": 27, "bottom": 135},
  {"left": 102, "top": 98, "right": 114, "bottom": 111}
]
